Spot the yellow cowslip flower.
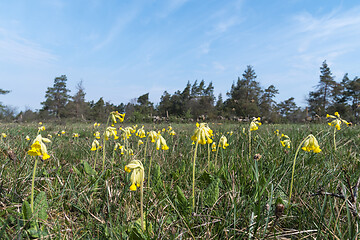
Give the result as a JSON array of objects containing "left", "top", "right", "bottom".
[
  {"left": 94, "top": 131, "right": 101, "bottom": 139},
  {"left": 138, "top": 140, "right": 144, "bottom": 146},
  {"left": 211, "top": 142, "right": 216, "bottom": 152},
  {"left": 105, "top": 127, "right": 119, "bottom": 140},
  {"left": 219, "top": 135, "right": 229, "bottom": 149},
  {"left": 191, "top": 123, "right": 213, "bottom": 145},
  {"left": 242, "top": 128, "right": 246, "bottom": 134},
  {"left": 128, "top": 149, "right": 134, "bottom": 155},
  {"left": 169, "top": 130, "right": 176, "bottom": 136},
  {"left": 124, "top": 160, "right": 144, "bottom": 191},
  {"left": 1, "top": 133, "right": 7, "bottom": 138},
  {"left": 27, "top": 134, "right": 51, "bottom": 160},
  {"left": 121, "top": 127, "right": 132, "bottom": 139},
  {"left": 274, "top": 129, "right": 279, "bottom": 136},
  {"left": 229, "top": 131, "right": 233, "bottom": 136},
  {"left": 61, "top": 130, "right": 65, "bottom": 135},
  {"left": 162, "top": 128, "right": 166, "bottom": 132},
  {"left": 301, "top": 134, "right": 321, "bottom": 153},
  {"left": 156, "top": 133, "right": 169, "bottom": 150},
  {"left": 39, "top": 122, "right": 42, "bottom": 125},
  {"left": 114, "top": 142, "right": 123, "bottom": 151},
  {"left": 25, "top": 135, "right": 30, "bottom": 141},
  {"left": 38, "top": 126, "right": 45, "bottom": 131},
  {"left": 47, "top": 134, "right": 52, "bottom": 139},
  {"left": 110, "top": 111, "right": 125, "bottom": 125},
  {"left": 72, "top": 133, "right": 79, "bottom": 138},
  {"left": 280, "top": 134, "right": 291, "bottom": 148},
  {"left": 93, "top": 122, "right": 101, "bottom": 128},
  {"left": 148, "top": 130, "right": 157, "bottom": 142},
  {"left": 167, "top": 126, "right": 172, "bottom": 132},
  {"left": 136, "top": 126, "right": 146, "bottom": 138},
  {"left": 91, "top": 139, "right": 101, "bottom": 151},
  {"left": 132, "top": 125, "right": 137, "bottom": 133},
  {"left": 326, "top": 112, "right": 350, "bottom": 130},
  {"left": 250, "top": 117, "right": 262, "bottom": 131}
]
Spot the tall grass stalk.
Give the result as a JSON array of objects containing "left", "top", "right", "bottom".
[
  {"left": 288, "top": 135, "right": 310, "bottom": 203},
  {"left": 192, "top": 140, "right": 199, "bottom": 209}
]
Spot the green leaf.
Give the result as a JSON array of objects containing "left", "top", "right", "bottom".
[
  {"left": 82, "top": 160, "right": 97, "bottom": 176},
  {"left": 72, "top": 166, "right": 82, "bottom": 175},
  {"left": 203, "top": 178, "right": 220, "bottom": 207},
  {"left": 21, "top": 200, "right": 32, "bottom": 221},
  {"left": 34, "top": 191, "right": 48, "bottom": 222},
  {"left": 175, "top": 186, "right": 191, "bottom": 215}
]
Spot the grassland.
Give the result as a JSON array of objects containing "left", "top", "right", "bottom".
[{"left": 0, "top": 121, "right": 359, "bottom": 239}]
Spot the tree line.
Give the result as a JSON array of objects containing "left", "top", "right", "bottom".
[{"left": 1, "top": 60, "right": 359, "bottom": 123}]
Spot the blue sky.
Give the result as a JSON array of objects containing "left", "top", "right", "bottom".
[{"left": 1, "top": 0, "right": 360, "bottom": 111}]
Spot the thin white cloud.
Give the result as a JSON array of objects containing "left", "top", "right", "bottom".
[
  {"left": 211, "top": 17, "right": 239, "bottom": 35},
  {"left": 292, "top": 6, "right": 360, "bottom": 54},
  {"left": 199, "top": 42, "right": 210, "bottom": 54},
  {"left": 0, "top": 28, "right": 57, "bottom": 66},
  {"left": 157, "top": 0, "right": 190, "bottom": 18},
  {"left": 213, "top": 61, "right": 225, "bottom": 71},
  {"left": 93, "top": 9, "right": 139, "bottom": 50}
]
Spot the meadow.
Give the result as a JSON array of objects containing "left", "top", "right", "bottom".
[{"left": 0, "top": 115, "right": 359, "bottom": 239}]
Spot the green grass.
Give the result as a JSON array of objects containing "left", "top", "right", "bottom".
[{"left": 0, "top": 121, "right": 359, "bottom": 239}]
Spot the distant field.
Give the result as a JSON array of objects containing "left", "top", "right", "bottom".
[{"left": 0, "top": 121, "right": 359, "bottom": 239}]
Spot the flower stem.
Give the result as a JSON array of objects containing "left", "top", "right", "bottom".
[
  {"left": 102, "top": 116, "right": 111, "bottom": 172},
  {"left": 147, "top": 144, "right": 154, "bottom": 189},
  {"left": 192, "top": 141, "right": 199, "bottom": 209},
  {"left": 93, "top": 148, "right": 99, "bottom": 169},
  {"left": 140, "top": 178, "right": 144, "bottom": 231},
  {"left": 249, "top": 128, "right": 252, "bottom": 160},
  {"left": 288, "top": 136, "right": 309, "bottom": 203},
  {"left": 207, "top": 143, "right": 210, "bottom": 172},
  {"left": 30, "top": 157, "right": 38, "bottom": 213},
  {"left": 214, "top": 143, "right": 220, "bottom": 167},
  {"left": 143, "top": 137, "right": 148, "bottom": 163},
  {"left": 333, "top": 127, "right": 337, "bottom": 151}
]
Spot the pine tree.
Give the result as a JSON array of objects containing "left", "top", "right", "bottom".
[
  {"left": 307, "top": 61, "right": 336, "bottom": 116},
  {"left": 225, "top": 65, "right": 262, "bottom": 118},
  {"left": 259, "top": 85, "right": 279, "bottom": 121},
  {"left": 65, "top": 80, "right": 88, "bottom": 119},
  {"left": 0, "top": 88, "right": 10, "bottom": 111},
  {"left": 41, "top": 75, "right": 71, "bottom": 118}
]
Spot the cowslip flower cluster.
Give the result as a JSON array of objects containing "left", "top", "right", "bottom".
[
  {"left": 219, "top": 135, "right": 229, "bottom": 149},
  {"left": 91, "top": 139, "right": 101, "bottom": 151},
  {"left": 125, "top": 160, "right": 144, "bottom": 191},
  {"left": 105, "top": 127, "right": 119, "bottom": 140},
  {"left": 326, "top": 112, "right": 350, "bottom": 130},
  {"left": 28, "top": 134, "right": 51, "bottom": 160},
  {"left": 280, "top": 134, "right": 291, "bottom": 149},
  {"left": 156, "top": 133, "right": 169, "bottom": 150},
  {"left": 94, "top": 131, "right": 101, "bottom": 139},
  {"left": 72, "top": 133, "right": 79, "bottom": 138},
  {"left": 110, "top": 111, "right": 125, "bottom": 126},
  {"left": 250, "top": 117, "right": 262, "bottom": 131},
  {"left": 301, "top": 134, "right": 321, "bottom": 153},
  {"left": 191, "top": 123, "right": 213, "bottom": 145},
  {"left": 136, "top": 126, "right": 146, "bottom": 138},
  {"left": 121, "top": 127, "right": 133, "bottom": 139},
  {"left": 211, "top": 142, "right": 216, "bottom": 151},
  {"left": 148, "top": 130, "right": 157, "bottom": 142}
]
